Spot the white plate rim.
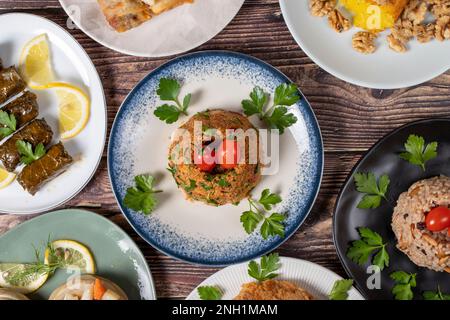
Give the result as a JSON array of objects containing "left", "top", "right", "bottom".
[
  {"left": 0, "top": 12, "right": 107, "bottom": 215},
  {"left": 186, "top": 256, "right": 365, "bottom": 300},
  {"left": 279, "top": 0, "right": 450, "bottom": 89},
  {"left": 58, "top": 0, "right": 246, "bottom": 57}
]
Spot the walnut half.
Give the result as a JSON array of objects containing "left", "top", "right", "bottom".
[
  {"left": 435, "top": 16, "right": 450, "bottom": 41},
  {"left": 387, "top": 34, "right": 407, "bottom": 52},
  {"left": 352, "top": 31, "right": 377, "bottom": 54},
  {"left": 328, "top": 9, "right": 351, "bottom": 33},
  {"left": 309, "top": 0, "right": 336, "bottom": 17},
  {"left": 414, "top": 23, "right": 436, "bottom": 43}
]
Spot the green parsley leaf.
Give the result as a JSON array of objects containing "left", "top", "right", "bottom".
[
  {"left": 390, "top": 271, "right": 416, "bottom": 300},
  {"left": 248, "top": 253, "right": 281, "bottom": 282},
  {"left": 184, "top": 179, "right": 197, "bottom": 193},
  {"left": 399, "top": 134, "right": 438, "bottom": 171},
  {"left": 241, "top": 84, "right": 299, "bottom": 134},
  {"left": 157, "top": 78, "right": 180, "bottom": 101},
  {"left": 423, "top": 286, "right": 450, "bottom": 300},
  {"left": 154, "top": 78, "right": 191, "bottom": 124},
  {"left": 274, "top": 83, "right": 300, "bottom": 106},
  {"left": 16, "top": 140, "right": 46, "bottom": 165},
  {"left": 197, "top": 286, "right": 223, "bottom": 300},
  {"left": 218, "top": 178, "right": 230, "bottom": 187},
  {"left": 347, "top": 227, "right": 389, "bottom": 270},
  {"left": 242, "top": 86, "right": 267, "bottom": 116},
  {"left": 240, "top": 210, "right": 263, "bottom": 234},
  {"left": 123, "top": 174, "right": 162, "bottom": 215},
  {"left": 258, "top": 188, "right": 282, "bottom": 211},
  {"left": 261, "top": 213, "right": 285, "bottom": 239},
  {"left": 354, "top": 172, "right": 390, "bottom": 209},
  {"left": 329, "top": 279, "right": 354, "bottom": 300},
  {"left": 0, "top": 110, "right": 16, "bottom": 138},
  {"left": 265, "top": 106, "right": 297, "bottom": 134}
]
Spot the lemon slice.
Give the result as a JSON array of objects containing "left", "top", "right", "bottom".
[
  {"left": 0, "top": 168, "right": 15, "bottom": 190},
  {"left": 0, "top": 263, "right": 49, "bottom": 294},
  {"left": 33, "top": 82, "right": 90, "bottom": 139},
  {"left": 44, "top": 240, "right": 95, "bottom": 274},
  {"left": 19, "top": 34, "right": 54, "bottom": 87}
]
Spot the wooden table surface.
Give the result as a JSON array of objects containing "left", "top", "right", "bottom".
[{"left": 0, "top": 0, "right": 449, "bottom": 299}]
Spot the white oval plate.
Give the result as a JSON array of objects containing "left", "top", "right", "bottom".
[
  {"left": 59, "top": 0, "right": 245, "bottom": 57},
  {"left": 187, "top": 256, "right": 365, "bottom": 300},
  {"left": 0, "top": 13, "right": 106, "bottom": 214},
  {"left": 279, "top": 0, "right": 450, "bottom": 89}
]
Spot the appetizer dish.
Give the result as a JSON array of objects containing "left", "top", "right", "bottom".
[
  {"left": 168, "top": 110, "right": 261, "bottom": 206},
  {"left": 97, "top": 0, "right": 193, "bottom": 33},
  {"left": 392, "top": 176, "right": 449, "bottom": 272},
  {"left": 0, "top": 209, "right": 156, "bottom": 300},
  {"left": 49, "top": 275, "right": 128, "bottom": 300},
  {"left": 280, "top": 0, "right": 450, "bottom": 88},
  {"left": 334, "top": 119, "right": 450, "bottom": 299},
  {"left": 187, "top": 254, "right": 364, "bottom": 300},
  {"left": 109, "top": 51, "right": 323, "bottom": 265},
  {"left": 58, "top": 0, "right": 245, "bottom": 57},
  {"left": 0, "top": 13, "right": 106, "bottom": 214},
  {"left": 309, "top": 0, "right": 450, "bottom": 54}
]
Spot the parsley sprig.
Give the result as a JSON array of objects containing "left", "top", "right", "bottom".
[
  {"left": 0, "top": 110, "right": 16, "bottom": 138},
  {"left": 390, "top": 271, "right": 416, "bottom": 300},
  {"left": 16, "top": 140, "right": 46, "bottom": 165},
  {"left": 423, "top": 286, "right": 450, "bottom": 300},
  {"left": 354, "top": 172, "right": 390, "bottom": 209},
  {"left": 399, "top": 134, "right": 438, "bottom": 171},
  {"left": 248, "top": 253, "right": 281, "bottom": 282},
  {"left": 197, "top": 286, "right": 223, "bottom": 300},
  {"left": 329, "top": 279, "right": 354, "bottom": 300},
  {"left": 241, "top": 84, "right": 300, "bottom": 134},
  {"left": 154, "top": 78, "right": 192, "bottom": 124},
  {"left": 240, "top": 189, "right": 285, "bottom": 239},
  {"left": 347, "top": 227, "right": 389, "bottom": 271},
  {"left": 123, "top": 174, "right": 162, "bottom": 215}
]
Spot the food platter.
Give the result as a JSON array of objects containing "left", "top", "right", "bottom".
[
  {"left": 333, "top": 119, "right": 450, "bottom": 300},
  {"left": 279, "top": 0, "right": 450, "bottom": 89},
  {"left": 108, "top": 51, "right": 323, "bottom": 266},
  {"left": 0, "top": 13, "right": 106, "bottom": 214},
  {"left": 187, "top": 256, "right": 364, "bottom": 300},
  {"left": 58, "top": 0, "right": 245, "bottom": 57},
  {"left": 0, "top": 209, "right": 156, "bottom": 300}
]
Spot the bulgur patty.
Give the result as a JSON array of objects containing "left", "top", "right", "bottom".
[
  {"left": 168, "top": 109, "right": 261, "bottom": 206},
  {"left": 234, "top": 280, "right": 313, "bottom": 300},
  {"left": 391, "top": 176, "right": 450, "bottom": 272}
]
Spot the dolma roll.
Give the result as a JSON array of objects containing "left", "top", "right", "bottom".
[
  {"left": 0, "top": 119, "right": 53, "bottom": 172},
  {"left": 18, "top": 142, "right": 73, "bottom": 195},
  {"left": 0, "top": 92, "right": 39, "bottom": 136},
  {"left": 0, "top": 67, "right": 26, "bottom": 104}
]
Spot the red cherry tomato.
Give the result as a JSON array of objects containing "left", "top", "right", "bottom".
[
  {"left": 218, "top": 139, "right": 240, "bottom": 170},
  {"left": 195, "top": 147, "right": 216, "bottom": 172},
  {"left": 425, "top": 206, "right": 450, "bottom": 232}
]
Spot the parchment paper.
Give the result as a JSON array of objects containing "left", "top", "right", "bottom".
[{"left": 59, "top": 0, "right": 245, "bottom": 57}]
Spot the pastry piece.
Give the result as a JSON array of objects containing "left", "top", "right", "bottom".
[
  {"left": 17, "top": 142, "right": 73, "bottom": 195},
  {"left": 143, "top": 0, "right": 193, "bottom": 15},
  {"left": 97, "top": 0, "right": 152, "bottom": 32}
]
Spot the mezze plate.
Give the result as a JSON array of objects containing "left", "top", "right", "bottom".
[
  {"left": 0, "top": 13, "right": 106, "bottom": 214},
  {"left": 108, "top": 51, "right": 323, "bottom": 266},
  {"left": 0, "top": 209, "right": 156, "bottom": 300},
  {"left": 333, "top": 119, "right": 450, "bottom": 300}
]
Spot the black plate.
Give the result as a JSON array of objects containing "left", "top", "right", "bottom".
[{"left": 333, "top": 118, "right": 450, "bottom": 300}]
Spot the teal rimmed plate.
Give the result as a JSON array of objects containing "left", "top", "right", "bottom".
[{"left": 0, "top": 209, "right": 156, "bottom": 300}]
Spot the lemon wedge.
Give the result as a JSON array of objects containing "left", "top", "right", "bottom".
[
  {"left": 0, "top": 168, "right": 15, "bottom": 190},
  {"left": 44, "top": 240, "right": 96, "bottom": 274},
  {"left": 19, "top": 34, "right": 54, "bottom": 87},
  {"left": 0, "top": 263, "right": 49, "bottom": 294},
  {"left": 33, "top": 82, "right": 90, "bottom": 139}
]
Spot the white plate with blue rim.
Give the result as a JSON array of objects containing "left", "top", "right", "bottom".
[
  {"left": 186, "top": 256, "right": 364, "bottom": 300},
  {"left": 108, "top": 51, "right": 323, "bottom": 266}
]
